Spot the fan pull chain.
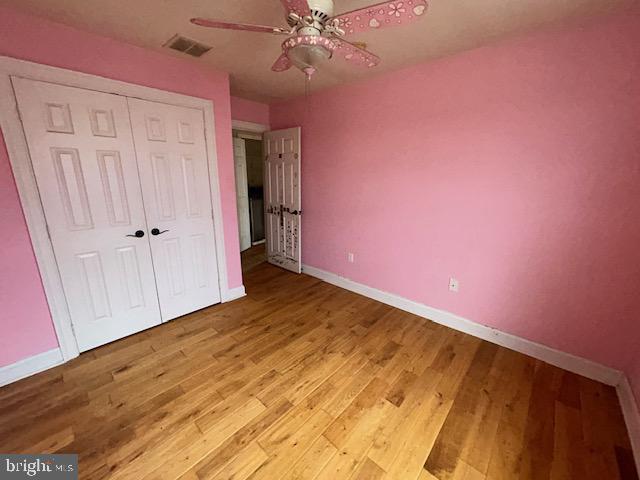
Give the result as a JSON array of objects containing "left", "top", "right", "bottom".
[
  {"left": 303, "top": 66, "right": 315, "bottom": 98},
  {"left": 303, "top": 66, "right": 315, "bottom": 119}
]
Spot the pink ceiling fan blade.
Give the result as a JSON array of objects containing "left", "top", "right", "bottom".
[
  {"left": 272, "top": 53, "right": 293, "bottom": 72},
  {"left": 190, "top": 18, "right": 290, "bottom": 35},
  {"left": 331, "top": 0, "right": 428, "bottom": 36},
  {"left": 332, "top": 38, "right": 381, "bottom": 68},
  {"left": 280, "top": 0, "right": 311, "bottom": 17}
]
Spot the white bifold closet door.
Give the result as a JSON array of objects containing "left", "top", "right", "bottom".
[
  {"left": 12, "top": 78, "right": 162, "bottom": 351},
  {"left": 13, "top": 78, "right": 221, "bottom": 352},
  {"left": 127, "top": 98, "right": 221, "bottom": 321}
]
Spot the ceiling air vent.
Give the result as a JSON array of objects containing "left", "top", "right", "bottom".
[{"left": 164, "top": 35, "right": 212, "bottom": 57}]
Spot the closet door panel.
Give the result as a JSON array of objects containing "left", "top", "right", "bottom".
[
  {"left": 128, "top": 98, "right": 221, "bottom": 321},
  {"left": 12, "top": 78, "right": 162, "bottom": 351}
]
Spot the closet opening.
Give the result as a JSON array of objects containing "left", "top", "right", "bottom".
[{"left": 2, "top": 59, "right": 232, "bottom": 359}]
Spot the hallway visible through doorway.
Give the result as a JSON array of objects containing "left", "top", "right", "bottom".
[{"left": 233, "top": 132, "right": 265, "bottom": 253}]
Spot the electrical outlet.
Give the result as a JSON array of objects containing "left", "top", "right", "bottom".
[
  {"left": 347, "top": 252, "right": 355, "bottom": 263},
  {"left": 448, "top": 277, "right": 459, "bottom": 292}
]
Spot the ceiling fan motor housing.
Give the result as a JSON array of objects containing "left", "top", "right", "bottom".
[{"left": 307, "top": 0, "right": 334, "bottom": 23}]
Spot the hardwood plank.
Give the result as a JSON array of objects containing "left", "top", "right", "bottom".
[
  {"left": 385, "top": 370, "right": 418, "bottom": 408},
  {"left": 424, "top": 342, "right": 498, "bottom": 479},
  {"left": 367, "top": 367, "right": 444, "bottom": 471},
  {"left": 323, "top": 359, "right": 381, "bottom": 418},
  {"left": 458, "top": 348, "right": 513, "bottom": 474},
  {"left": 485, "top": 352, "right": 536, "bottom": 480},
  {"left": 351, "top": 457, "right": 386, "bottom": 479},
  {"left": 550, "top": 402, "right": 586, "bottom": 480},
  {"left": 211, "top": 442, "right": 268, "bottom": 480},
  {"left": 281, "top": 435, "right": 337, "bottom": 480},
  {"left": 316, "top": 399, "right": 396, "bottom": 480},
  {"left": 27, "top": 426, "right": 75, "bottom": 454},
  {"left": 194, "top": 369, "right": 279, "bottom": 434},
  {"left": 615, "top": 446, "right": 640, "bottom": 480},
  {"left": 107, "top": 423, "right": 203, "bottom": 480},
  {"left": 323, "top": 377, "right": 389, "bottom": 448},
  {"left": 250, "top": 409, "right": 334, "bottom": 479},
  {"left": 453, "top": 461, "right": 486, "bottom": 480},
  {"left": 384, "top": 334, "right": 481, "bottom": 479},
  {"left": 579, "top": 376, "right": 626, "bottom": 480},
  {"left": 241, "top": 244, "right": 266, "bottom": 273},
  {"left": 193, "top": 398, "right": 294, "bottom": 480}
]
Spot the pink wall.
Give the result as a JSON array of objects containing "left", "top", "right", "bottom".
[
  {"left": 271, "top": 11, "right": 640, "bottom": 397},
  {"left": 231, "top": 96, "right": 270, "bottom": 126},
  {"left": 0, "top": 134, "right": 59, "bottom": 364},
  {"left": 0, "top": 7, "right": 242, "bottom": 367}
]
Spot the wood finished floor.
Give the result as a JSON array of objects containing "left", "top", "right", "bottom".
[
  {"left": 241, "top": 243, "right": 266, "bottom": 274},
  {"left": 0, "top": 262, "right": 637, "bottom": 480}
]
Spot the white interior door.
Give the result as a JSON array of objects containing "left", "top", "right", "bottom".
[
  {"left": 127, "top": 98, "right": 221, "bottom": 321},
  {"left": 233, "top": 137, "right": 251, "bottom": 252},
  {"left": 263, "top": 127, "right": 301, "bottom": 273},
  {"left": 12, "top": 77, "right": 162, "bottom": 352}
]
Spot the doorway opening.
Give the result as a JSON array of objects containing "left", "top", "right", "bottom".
[
  {"left": 233, "top": 124, "right": 302, "bottom": 276},
  {"left": 233, "top": 129, "right": 267, "bottom": 273}
]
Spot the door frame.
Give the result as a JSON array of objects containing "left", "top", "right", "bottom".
[
  {"left": 233, "top": 137, "right": 252, "bottom": 252},
  {"left": 231, "top": 120, "right": 270, "bottom": 249},
  {"left": 231, "top": 119, "right": 269, "bottom": 134},
  {"left": 0, "top": 56, "right": 232, "bottom": 362}
]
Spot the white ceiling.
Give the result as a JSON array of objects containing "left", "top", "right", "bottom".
[{"left": 5, "top": 0, "right": 633, "bottom": 102}]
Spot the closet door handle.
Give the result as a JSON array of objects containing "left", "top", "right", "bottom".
[
  {"left": 151, "top": 228, "right": 170, "bottom": 236},
  {"left": 126, "top": 230, "right": 145, "bottom": 238}
]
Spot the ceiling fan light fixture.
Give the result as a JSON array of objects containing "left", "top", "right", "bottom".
[
  {"left": 282, "top": 35, "right": 335, "bottom": 74},
  {"left": 288, "top": 44, "right": 331, "bottom": 72}
]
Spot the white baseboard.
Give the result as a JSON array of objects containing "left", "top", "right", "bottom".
[
  {"left": 222, "top": 285, "right": 246, "bottom": 302},
  {"left": 302, "top": 264, "right": 623, "bottom": 386},
  {"left": 617, "top": 376, "right": 640, "bottom": 473},
  {"left": 0, "top": 348, "right": 64, "bottom": 388}
]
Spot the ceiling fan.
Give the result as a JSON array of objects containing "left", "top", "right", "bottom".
[{"left": 191, "top": 0, "right": 429, "bottom": 78}]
